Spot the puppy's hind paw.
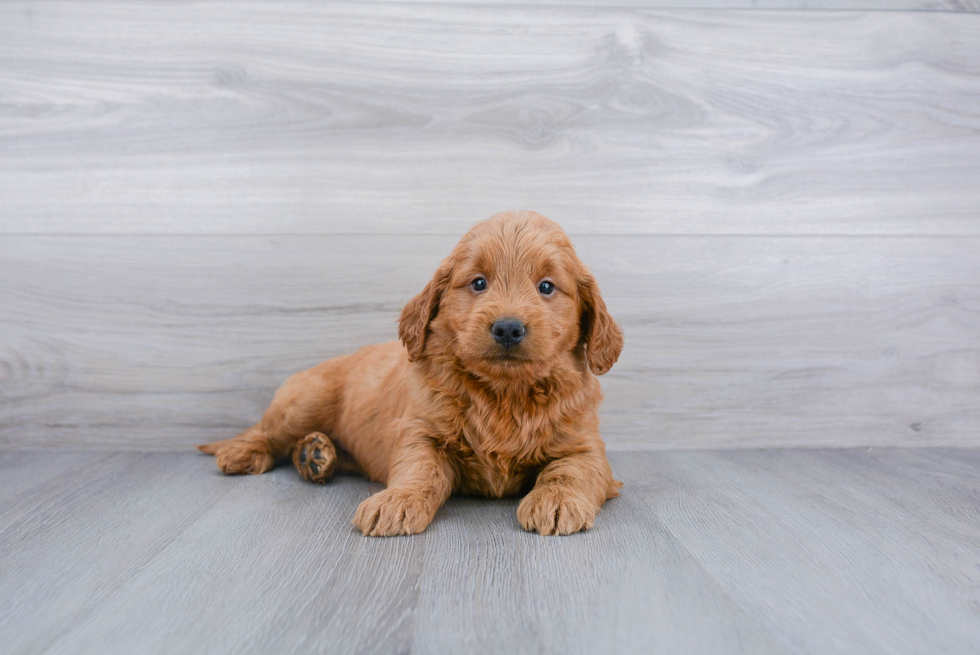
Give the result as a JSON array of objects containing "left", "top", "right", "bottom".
[
  {"left": 292, "top": 432, "right": 337, "bottom": 484},
  {"left": 197, "top": 439, "right": 275, "bottom": 476}
]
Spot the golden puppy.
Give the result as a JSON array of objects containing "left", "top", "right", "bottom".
[{"left": 198, "top": 210, "right": 623, "bottom": 536}]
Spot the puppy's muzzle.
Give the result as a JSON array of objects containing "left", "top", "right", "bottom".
[{"left": 491, "top": 318, "right": 526, "bottom": 347}]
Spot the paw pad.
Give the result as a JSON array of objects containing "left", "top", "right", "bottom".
[{"left": 292, "top": 432, "right": 337, "bottom": 484}]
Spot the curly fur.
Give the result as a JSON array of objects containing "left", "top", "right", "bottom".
[{"left": 198, "top": 210, "right": 624, "bottom": 536}]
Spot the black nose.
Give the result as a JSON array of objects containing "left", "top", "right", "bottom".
[{"left": 491, "top": 318, "right": 526, "bottom": 347}]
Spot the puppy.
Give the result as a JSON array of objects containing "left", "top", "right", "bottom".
[{"left": 198, "top": 210, "right": 623, "bottom": 536}]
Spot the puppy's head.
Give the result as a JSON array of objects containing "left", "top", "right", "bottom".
[{"left": 399, "top": 211, "right": 623, "bottom": 378}]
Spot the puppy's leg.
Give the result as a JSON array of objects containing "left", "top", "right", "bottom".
[
  {"left": 517, "top": 442, "right": 621, "bottom": 536},
  {"left": 198, "top": 362, "right": 343, "bottom": 475},
  {"left": 352, "top": 435, "right": 455, "bottom": 537},
  {"left": 196, "top": 425, "right": 278, "bottom": 475}
]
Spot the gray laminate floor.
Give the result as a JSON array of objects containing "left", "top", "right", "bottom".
[{"left": 2, "top": 448, "right": 979, "bottom": 654}]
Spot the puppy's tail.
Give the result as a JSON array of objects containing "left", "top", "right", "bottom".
[
  {"left": 197, "top": 424, "right": 267, "bottom": 455},
  {"left": 606, "top": 479, "right": 624, "bottom": 499},
  {"left": 196, "top": 436, "right": 241, "bottom": 455}
]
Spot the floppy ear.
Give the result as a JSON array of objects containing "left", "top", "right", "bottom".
[
  {"left": 399, "top": 256, "right": 454, "bottom": 362},
  {"left": 578, "top": 271, "right": 624, "bottom": 375}
]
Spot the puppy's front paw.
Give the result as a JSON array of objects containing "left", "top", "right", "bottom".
[
  {"left": 517, "top": 486, "right": 598, "bottom": 536},
  {"left": 352, "top": 488, "right": 435, "bottom": 537}
]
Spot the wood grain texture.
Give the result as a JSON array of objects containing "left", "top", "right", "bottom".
[
  {"left": 621, "top": 448, "right": 980, "bottom": 654},
  {"left": 2, "top": 449, "right": 979, "bottom": 654},
  {"left": 2, "top": 234, "right": 978, "bottom": 450},
  {"left": 354, "top": 1, "right": 980, "bottom": 9},
  {"left": 2, "top": 3, "right": 980, "bottom": 235}
]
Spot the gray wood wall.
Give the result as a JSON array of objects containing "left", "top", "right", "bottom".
[{"left": 2, "top": 1, "right": 979, "bottom": 450}]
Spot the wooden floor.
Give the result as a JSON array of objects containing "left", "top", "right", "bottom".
[{"left": 2, "top": 448, "right": 978, "bottom": 654}]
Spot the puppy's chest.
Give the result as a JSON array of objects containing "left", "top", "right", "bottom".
[
  {"left": 452, "top": 447, "right": 541, "bottom": 499},
  {"left": 437, "top": 411, "right": 553, "bottom": 498}
]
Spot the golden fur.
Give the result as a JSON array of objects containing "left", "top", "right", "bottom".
[{"left": 198, "top": 211, "right": 624, "bottom": 536}]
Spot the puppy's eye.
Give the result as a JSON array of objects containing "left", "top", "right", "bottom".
[
  {"left": 471, "top": 277, "right": 487, "bottom": 292},
  {"left": 538, "top": 280, "right": 555, "bottom": 295}
]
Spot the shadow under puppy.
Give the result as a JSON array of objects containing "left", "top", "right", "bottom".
[{"left": 199, "top": 210, "right": 623, "bottom": 536}]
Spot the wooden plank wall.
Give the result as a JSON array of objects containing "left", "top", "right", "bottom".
[{"left": 1, "top": 1, "right": 979, "bottom": 450}]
